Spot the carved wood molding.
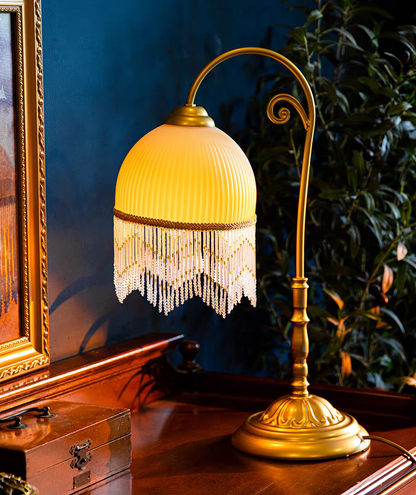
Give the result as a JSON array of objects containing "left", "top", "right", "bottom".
[{"left": 0, "top": 332, "right": 183, "bottom": 414}]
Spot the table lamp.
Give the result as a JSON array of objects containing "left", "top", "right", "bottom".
[{"left": 113, "top": 47, "right": 371, "bottom": 460}]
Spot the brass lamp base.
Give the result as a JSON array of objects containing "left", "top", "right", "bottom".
[{"left": 232, "top": 394, "right": 370, "bottom": 460}]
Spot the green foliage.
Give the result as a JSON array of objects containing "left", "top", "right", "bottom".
[{"left": 237, "top": 0, "right": 416, "bottom": 390}]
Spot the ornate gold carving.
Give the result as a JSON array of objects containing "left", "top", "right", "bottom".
[
  {"left": 232, "top": 410, "right": 370, "bottom": 460},
  {"left": 35, "top": 0, "right": 50, "bottom": 358},
  {"left": 0, "top": 338, "right": 28, "bottom": 352},
  {"left": 0, "top": 472, "right": 38, "bottom": 494},
  {"left": 17, "top": 7, "right": 30, "bottom": 340},
  {"left": 259, "top": 394, "right": 344, "bottom": 428},
  {"left": 113, "top": 208, "right": 257, "bottom": 231},
  {"left": 0, "top": 371, "right": 49, "bottom": 395},
  {"left": 0, "top": 1, "right": 49, "bottom": 382},
  {"left": 0, "top": 356, "right": 49, "bottom": 381}
]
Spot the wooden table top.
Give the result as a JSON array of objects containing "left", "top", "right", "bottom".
[
  {"left": 22, "top": 334, "right": 411, "bottom": 495},
  {"left": 126, "top": 395, "right": 416, "bottom": 495},
  {"left": 4, "top": 332, "right": 415, "bottom": 494}
]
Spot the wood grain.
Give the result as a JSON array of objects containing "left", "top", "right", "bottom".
[
  {"left": 0, "top": 332, "right": 183, "bottom": 413},
  {"left": 29, "top": 435, "right": 131, "bottom": 495},
  {"left": 0, "top": 402, "right": 130, "bottom": 466},
  {"left": 128, "top": 397, "right": 416, "bottom": 495},
  {"left": 0, "top": 332, "right": 415, "bottom": 494}
]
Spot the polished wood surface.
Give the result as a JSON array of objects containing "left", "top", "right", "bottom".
[
  {"left": 30, "top": 435, "right": 131, "bottom": 495},
  {"left": 0, "top": 333, "right": 415, "bottom": 494},
  {"left": 0, "top": 332, "right": 183, "bottom": 413},
  {"left": 77, "top": 470, "right": 132, "bottom": 494},
  {"left": 0, "top": 401, "right": 131, "bottom": 495},
  {"left": 342, "top": 446, "right": 416, "bottom": 494},
  {"left": 129, "top": 395, "right": 416, "bottom": 495}
]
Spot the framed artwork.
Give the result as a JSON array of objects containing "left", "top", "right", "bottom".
[{"left": 0, "top": 0, "right": 49, "bottom": 381}]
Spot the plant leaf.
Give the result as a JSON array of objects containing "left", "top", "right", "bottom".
[
  {"left": 324, "top": 288, "right": 344, "bottom": 310},
  {"left": 380, "top": 308, "right": 406, "bottom": 335},
  {"left": 327, "top": 317, "right": 339, "bottom": 326},
  {"left": 318, "top": 190, "right": 348, "bottom": 200},
  {"left": 305, "top": 9, "right": 323, "bottom": 26},
  {"left": 396, "top": 261, "right": 407, "bottom": 294},
  {"left": 377, "top": 335, "right": 407, "bottom": 361},
  {"left": 401, "top": 376, "right": 416, "bottom": 387},
  {"left": 349, "top": 224, "right": 361, "bottom": 259},
  {"left": 350, "top": 6, "right": 394, "bottom": 20},
  {"left": 397, "top": 242, "right": 408, "bottom": 261},
  {"left": 387, "top": 102, "right": 413, "bottom": 116},
  {"left": 376, "top": 32, "right": 416, "bottom": 56},
  {"left": 382, "top": 265, "right": 394, "bottom": 294},
  {"left": 341, "top": 351, "right": 352, "bottom": 379}
]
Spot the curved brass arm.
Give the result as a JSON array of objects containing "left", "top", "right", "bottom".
[
  {"left": 186, "top": 47, "right": 315, "bottom": 279},
  {"left": 187, "top": 48, "right": 316, "bottom": 398}
]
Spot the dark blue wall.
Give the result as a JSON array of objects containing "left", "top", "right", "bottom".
[{"left": 43, "top": 0, "right": 305, "bottom": 371}]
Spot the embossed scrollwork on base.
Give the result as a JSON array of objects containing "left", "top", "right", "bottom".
[{"left": 259, "top": 394, "right": 344, "bottom": 428}]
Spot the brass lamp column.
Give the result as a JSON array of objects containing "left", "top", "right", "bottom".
[{"left": 182, "top": 47, "right": 370, "bottom": 460}]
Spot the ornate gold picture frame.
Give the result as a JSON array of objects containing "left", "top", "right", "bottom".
[{"left": 0, "top": 0, "right": 49, "bottom": 381}]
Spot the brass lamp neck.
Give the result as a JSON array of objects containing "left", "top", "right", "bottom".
[{"left": 182, "top": 46, "right": 315, "bottom": 279}]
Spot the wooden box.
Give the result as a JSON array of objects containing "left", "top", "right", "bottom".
[{"left": 0, "top": 401, "right": 131, "bottom": 494}]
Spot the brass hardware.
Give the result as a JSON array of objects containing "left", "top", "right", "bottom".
[
  {"left": 4, "top": 417, "right": 27, "bottom": 430},
  {"left": 70, "top": 440, "right": 93, "bottom": 470},
  {"left": 182, "top": 47, "right": 369, "bottom": 459},
  {"left": 73, "top": 470, "right": 91, "bottom": 490},
  {"left": 0, "top": 472, "right": 38, "bottom": 494},
  {"left": 0, "top": 406, "right": 56, "bottom": 430},
  {"left": 164, "top": 105, "right": 215, "bottom": 127},
  {"left": 35, "top": 406, "right": 56, "bottom": 419}
]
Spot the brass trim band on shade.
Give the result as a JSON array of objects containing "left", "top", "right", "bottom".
[{"left": 113, "top": 208, "right": 256, "bottom": 231}]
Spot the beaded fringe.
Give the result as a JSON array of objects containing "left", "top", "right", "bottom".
[{"left": 114, "top": 215, "right": 256, "bottom": 318}]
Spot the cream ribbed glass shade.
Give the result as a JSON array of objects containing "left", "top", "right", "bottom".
[
  {"left": 114, "top": 122, "right": 257, "bottom": 317},
  {"left": 115, "top": 125, "right": 256, "bottom": 223}
]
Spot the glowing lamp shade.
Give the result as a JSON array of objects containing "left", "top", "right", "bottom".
[{"left": 114, "top": 121, "right": 257, "bottom": 317}]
